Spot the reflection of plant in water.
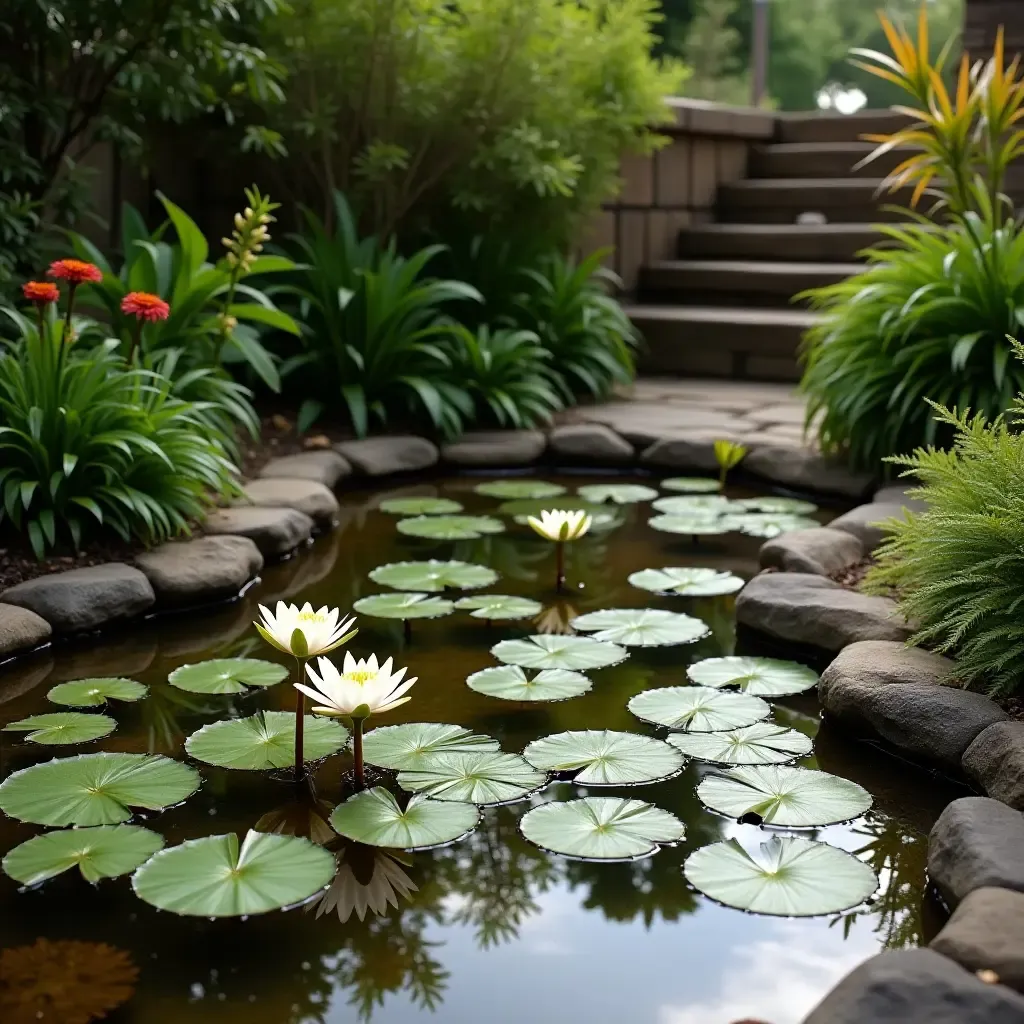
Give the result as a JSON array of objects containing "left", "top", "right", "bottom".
[
  {"left": 308, "top": 841, "right": 418, "bottom": 924},
  {"left": 254, "top": 783, "right": 336, "bottom": 845},
  {"left": 452, "top": 534, "right": 545, "bottom": 583},
  {"left": 533, "top": 599, "right": 579, "bottom": 635},
  {"left": 141, "top": 684, "right": 228, "bottom": 754},
  {"left": 688, "top": 596, "right": 737, "bottom": 657}
]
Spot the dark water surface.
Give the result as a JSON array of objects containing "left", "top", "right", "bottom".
[{"left": 0, "top": 474, "right": 963, "bottom": 1024}]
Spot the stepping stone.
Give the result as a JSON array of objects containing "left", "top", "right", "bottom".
[
  {"left": 258, "top": 451, "right": 351, "bottom": 488},
  {"left": 828, "top": 501, "right": 910, "bottom": 552},
  {"left": 334, "top": 436, "right": 438, "bottom": 475},
  {"left": 135, "top": 536, "right": 264, "bottom": 608},
  {"left": 873, "top": 481, "right": 928, "bottom": 513},
  {"left": 236, "top": 478, "right": 339, "bottom": 525},
  {"left": 744, "top": 445, "right": 875, "bottom": 499},
  {"left": 440, "top": 430, "right": 546, "bottom": 466},
  {"left": 759, "top": 527, "right": 863, "bottom": 576},
  {"left": 964, "top": 723, "right": 1024, "bottom": 811},
  {"left": 204, "top": 507, "right": 314, "bottom": 557},
  {"left": 0, "top": 605, "right": 52, "bottom": 657},
  {"left": 547, "top": 423, "right": 634, "bottom": 463},
  {"left": 582, "top": 404, "right": 743, "bottom": 446},
  {"left": 641, "top": 430, "right": 751, "bottom": 472}
]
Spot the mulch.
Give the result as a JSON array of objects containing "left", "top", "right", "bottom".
[{"left": 828, "top": 556, "right": 877, "bottom": 590}]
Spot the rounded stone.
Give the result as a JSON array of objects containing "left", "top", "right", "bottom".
[
  {"left": 204, "top": 507, "right": 314, "bottom": 557},
  {"left": 135, "top": 536, "right": 264, "bottom": 608},
  {"left": 334, "top": 436, "right": 439, "bottom": 475},
  {"left": 0, "top": 604, "right": 52, "bottom": 657},
  {"left": 963, "top": 722, "right": 1024, "bottom": 811},
  {"left": 440, "top": 430, "right": 546, "bottom": 467},
  {"left": 258, "top": 451, "right": 351, "bottom": 488},
  {"left": 547, "top": 423, "right": 634, "bottom": 463},
  {"left": 744, "top": 445, "right": 875, "bottom": 499},
  {"left": 759, "top": 527, "right": 863, "bottom": 576},
  {"left": 828, "top": 501, "right": 910, "bottom": 553},
  {"left": 236, "top": 478, "right": 339, "bottom": 525}
]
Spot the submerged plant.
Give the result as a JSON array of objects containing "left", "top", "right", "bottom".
[{"left": 526, "top": 509, "right": 593, "bottom": 592}]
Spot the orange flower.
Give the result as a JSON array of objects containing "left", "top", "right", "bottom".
[
  {"left": 21, "top": 281, "right": 60, "bottom": 305},
  {"left": 120, "top": 292, "right": 170, "bottom": 322},
  {"left": 47, "top": 259, "right": 103, "bottom": 284}
]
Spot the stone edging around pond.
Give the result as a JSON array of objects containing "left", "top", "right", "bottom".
[{"left": 737, "top": 484, "right": 1024, "bottom": 1019}]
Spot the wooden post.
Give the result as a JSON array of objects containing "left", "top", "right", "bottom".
[{"left": 751, "top": 0, "right": 771, "bottom": 108}]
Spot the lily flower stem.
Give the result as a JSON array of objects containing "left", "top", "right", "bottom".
[
  {"left": 352, "top": 718, "right": 365, "bottom": 790},
  {"left": 555, "top": 541, "right": 565, "bottom": 594},
  {"left": 294, "top": 655, "right": 308, "bottom": 782},
  {"left": 403, "top": 618, "right": 412, "bottom": 644}
]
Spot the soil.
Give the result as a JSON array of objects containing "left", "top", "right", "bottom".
[{"left": 828, "top": 556, "right": 877, "bottom": 590}]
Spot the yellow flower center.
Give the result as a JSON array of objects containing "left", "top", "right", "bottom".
[
  {"left": 344, "top": 669, "right": 376, "bottom": 685},
  {"left": 297, "top": 611, "right": 325, "bottom": 623}
]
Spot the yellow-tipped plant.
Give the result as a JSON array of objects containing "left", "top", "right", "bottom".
[{"left": 713, "top": 439, "right": 747, "bottom": 490}]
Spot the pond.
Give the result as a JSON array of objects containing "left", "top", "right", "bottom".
[{"left": 0, "top": 473, "right": 964, "bottom": 1024}]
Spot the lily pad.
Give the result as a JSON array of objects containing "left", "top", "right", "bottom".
[
  {"left": 648, "top": 513, "right": 730, "bottom": 536},
  {"left": 185, "top": 712, "right": 348, "bottom": 770},
  {"left": 474, "top": 480, "right": 566, "bottom": 499},
  {"left": 2, "top": 825, "right": 164, "bottom": 885},
  {"left": 653, "top": 495, "right": 739, "bottom": 514},
  {"left": 363, "top": 722, "right": 499, "bottom": 771},
  {"left": 687, "top": 656, "right": 819, "bottom": 697},
  {"left": 378, "top": 497, "right": 463, "bottom": 515},
  {"left": 661, "top": 476, "right": 720, "bottom": 493},
  {"left": 667, "top": 724, "right": 813, "bottom": 765},
  {"left": 352, "top": 592, "right": 454, "bottom": 620},
  {"left": 329, "top": 787, "right": 479, "bottom": 849},
  {"left": 520, "top": 796, "right": 685, "bottom": 861},
  {"left": 522, "top": 730, "right": 684, "bottom": 785},
  {"left": 570, "top": 608, "right": 710, "bottom": 647},
  {"left": 368, "top": 560, "right": 497, "bottom": 592},
  {"left": 47, "top": 678, "right": 147, "bottom": 708},
  {"left": 168, "top": 658, "right": 288, "bottom": 695},
  {"left": 454, "top": 594, "right": 543, "bottom": 620},
  {"left": 132, "top": 830, "right": 335, "bottom": 917},
  {"left": 697, "top": 765, "right": 872, "bottom": 827},
  {"left": 0, "top": 752, "right": 201, "bottom": 826},
  {"left": 491, "top": 634, "right": 627, "bottom": 671},
  {"left": 627, "top": 686, "right": 770, "bottom": 733},
  {"left": 684, "top": 836, "right": 878, "bottom": 917},
  {"left": 728, "top": 513, "right": 819, "bottom": 539},
  {"left": 466, "top": 665, "right": 592, "bottom": 702},
  {"left": 576, "top": 484, "right": 658, "bottom": 505},
  {"left": 3, "top": 713, "right": 117, "bottom": 746},
  {"left": 628, "top": 567, "right": 744, "bottom": 597},
  {"left": 735, "top": 496, "right": 819, "bottom": 515},
  {"left": 397, "top": 515, "right": 505, "bottom": 540},
  {"left": 396, "top": 751, "right": 547, "bottom": 805}
]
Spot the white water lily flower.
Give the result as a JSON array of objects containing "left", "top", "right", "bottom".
[
  {"left": 255, "top": 602, "right": 357, "bottom": 657},
  {"left": 297, "top": 652, "right": 416, "bottom": 718},
  {"left": 527, "top": 509, "right": 593, "bottom": 542}
]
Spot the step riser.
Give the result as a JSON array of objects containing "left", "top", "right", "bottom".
[
  {"left": 678, "top": 228, "right": 884, "bottom": 262},
  {"left": 637, "top": 291, "right": 809, "bottom": 310},
  {"left": 776, "top": 111, "right": 912, "bottom": 144},
  {"left": 749, "top": 148, "right": 906, "bottom": 179},
  {"left": 718, "top": 203, "right": 908, "bottom": 224},
  {"left": 639, "top": 264, "right": 857, "bottom": 297}
]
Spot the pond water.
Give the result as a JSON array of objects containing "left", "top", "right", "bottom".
[{"left": 0, "top": 473, "right": 965, "bottom": 1024}]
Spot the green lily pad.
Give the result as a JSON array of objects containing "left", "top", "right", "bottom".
[
  {"left": 2, "top": 825, "right": 164, "bottom": 885},
  {"left": 491, "top": 634, "right": 627, "bottom": 671},
  {"left": 0, "top": 752, "right": 201, "bottom": 826},
  {"left": 661, "top": 476, "right": 721, "bottom": 493},
  {"left": 520, "top": 796, "right": 685, "bottom": 861},
  {"left": 3, "top": 713, "right": 117, "bottom": 746},
  {"left": 627, "top": 686, "right": 770, "bottom": 733},
  {"left": 378, "top": 497, "right": 464, "bottom": 515},
  {"left": 667, "top": 723, "right": 813, "bottom": 765},
  {"left": 454, "top": 595, "right": 543, "bottom": 620},
  {"left": 363, "top": 722, "right": 500, "bottom": 771},
  {"left": 570, "top": 608, "right": 710, "bottom": 647},
  {"left": 368, "top": 559, "right": 497, "bottom": 592},
  {"left": 522, "top": 730, "right": 684, "bottom": 785},
  {"left": 185, "top": 712, "right": 348, "bottom": 770},
  {"left": 728, "top": 513, "right": 819, "bottom": 539},
  {"left": 687, "top": 656, "right": 819, "bottom": 697},
  {"left": 466, "top": 665, "right": 592, "bottom": 702},
  {"left": 47, "top": 678, "right": 147, "bottom": 708},
  {"left": 653, "top": 495, "right": 739, "bottom": 514},
  {"left": 474, "top": 480, "right": 566, "bottom": 499},
  {"left": 132, "top": 830, "right": 336, "bottom": 917},
  {"left": 697, "top": 765, "right": 872, "bottom": 827},
  {"left": 735, "top": 496, "right": 819, "bottom": 515},
  {"left": 576, "top": 484, "right": 658, "bottom": 505},
  {"left": 684, "top": 836, "right": 878, "bottom": 916},
  {"left": 168, "top": 658, "right": 288, "bottom": 695},
  {"left": 352, "top": 592, "right": 454, "bottom": 620},
  {"left": 628, "top": 567, "right": 744, "bottom": 597},
  {"left": 648, "top": 513, "right": 730, "bottom": 536},
  {"left": 397, "top": 515, "right": 505, "bottom": 540},
  {"left": 396, "top": 751, "right": 547, "bottom": 805},
  {"left": 329, "top": 787, "right": 479, "bottom": 849}
]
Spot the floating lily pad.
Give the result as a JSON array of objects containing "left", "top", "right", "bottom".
[
  {"left": 466, "top": 665, "right": 592, "bottom": 702},
  {"left": 396, "top": 514, "right": 505, "bottom": 540},
  {"left": 363, "top": 722, "right": 500, "bottom": 771},
  {"left": 687, "top": 656, "right": 819, "bottom": 697},
  {"left": 667, "top": 724, "right": 813, "bottom": 765},
  {"left": 491, "top": 634, "right": 627, "bottom": 671},
  {"left": 648, "top": 513, "right": 729, "bottom": 536},
  {"left": 570, "top": 608, "right": 710, "bottom": 647},
  {"left": 168, "top": 658, "right": 288, "bottom": 695},
  {"left": 368, "top": 560, "right": 497, "bottom": 592},
  {"left": 185, "top": 712, "right": 348, "bottom": 770},
  {"left": 684, "top": 836, "right": 878, "bottom": 916},
  {"left": 735, "top": 496, "right": 819, "bottom": 515},
  {"left": 474, "top": 480, "right": 566, "bottom": 499},
  {"left": 627, "top": 686, "right": 770, "bottom": 733},
  {"left": 2, "top": 825, "right": 164, "bottom": 885},
  {"left": 576, "top": 484, "right": 658, "bottom": 505},
  {"left": 329, "top": 787, "right": 479, "bottom": 849},
  {"left": 0, "top": 752, "right": 201, "bottom": 826},
  {"left": 697, "top": 765, "right": 872, "bottom": 827},
  {"left": 522, "top": 730, "right": 684, "bottom": 785},
  {"left": 653, "top": 495, "right": 739, "bottom": 514},
  {"left": 661, "top": 476, "right": 720, "bottom": 493},
  {"left": 454, "top": 595, "right": 542, "bottom": 620},
  {"left": 628, "top": 567, "right": 744, "bottom": 597},
  {"left": 47, "top": 678, "right": 147, "bottom": 708},
  {"left": 3, "top": 713, "right": 117, "bottom": 746},
  {"left": 132, "top": 830, "right": 335, "bottom": 917},
  {"left": 520, "top": 796, "right": 685, "bottom": 861},
  {"left": 352, "top": 592, "right": 454, "bottom": 620},
  {"left": 396, "top": 751, "right": 547, "bottom": 805},
  {"left": 378, "top": 497, "right": 464, "bottom": 515},
  {"left": 497, "top": 497, "right": 619, "bottom": 530},
  {"left": 729, "top": 513, "right": 819, "bottom": 539}
]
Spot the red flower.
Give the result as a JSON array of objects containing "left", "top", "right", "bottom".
[
  {"left": 120, "top": 292, "right": 170, "bottom": 322},
  {"left": 47, "top": 259, "right": 103, "bottom": 284},
  {"left": 22, "top": 281, "right": 60, "bottom": 306}
]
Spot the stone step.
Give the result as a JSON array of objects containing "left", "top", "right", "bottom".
[
  {"left": 776, "top": 109, "right": 911, "bottom": 144},
  {"left": 718, "top": 177, "right": 911, "bottom": 223},
  {"left": 678, "top": 223, "right": 886, "bottom": 262},
  {"left": 750, "top": 141, "right": 909, "bottom": 179}
]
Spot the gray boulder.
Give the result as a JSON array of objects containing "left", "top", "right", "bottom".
[
  {"left": 736, "top": 572, "right": 912, "bottom": 652},
  {"left": 641, "top": 431, "right": 748, "bottom": 472},
  {"left": 440, "top": 430, "right": 546, "bottom": 466},
  {"left": 135, "top": 536, "right": 263, "bottom": 608},
  {"left": 802, "top": 948, "right": 1024, "bottom": 1023},
  {"left": 828, "top": 501, "right": 910, "bottom": 552},
  {"left": 547, "top": 423, "right": 634, "bottom": 463},
  {"left": 964, "top": 722, "right": 1024, "bottom": 811},
  {"left": 928, "top": 797, "right": 1024, "bottom": 907},
  {"left": 236, "top": 478, "right": 339, "bottom": 525},
  {"left": 204, "top": 507, "right": 314, "bottom": 557},
  {"left": 334, "top": 436, "right": 438, "bottom": 475},
  {"left": 745, "top": 445, "right": 875, "bottom": 499},
  {"left": 874, "top": 481, "right": 928, "bottom": 513},
  {"left": 0, "top": 564, "right": 155, "bottom": 634},
  {"left": 759, "top": 527, "right": 863, "bottom": 576},
  {"left": 0, "top": 604, "right": 52, "bottom": 656},
  {"left": 258, "top": 451, "right": 351, "bottom": 488}
]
